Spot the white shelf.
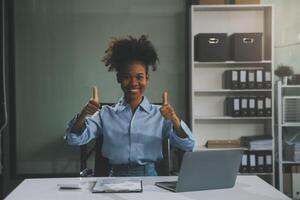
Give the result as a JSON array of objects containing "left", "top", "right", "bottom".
[
  {"left": 281, "top": 161, "right": 300, "bottom": 164},
  {"left": 192, "top": 4, "right": 273, "bottom": 12},
  {"left": 282, "top": 85, "right": 300, "bottom": 88},
  {"left": 195, "top": 89, "right": 271, "bottom": 93},
  {"left": 276, "top": 81, "right": 300, "bottom": 193},
  {"left": 195, "top": 116, "right": 271, "bottom": 120},
  {"left": 281, "top": 123, "right": 300, "bottom": 127},
  {"left": 190, "top": 4, "right": 274, "bottom": 186},
  {"left": 194, "top": 60, "right": 272, "bottom": 65}
]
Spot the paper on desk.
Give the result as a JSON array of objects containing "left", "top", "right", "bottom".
[{"left": 92, "top": 178, "right": 142, "bottom": 193}]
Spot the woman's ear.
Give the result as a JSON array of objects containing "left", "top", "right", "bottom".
[
  {"left": 116, "top": 73, "right": 121, "bottom": 83},
  {"left": 146, "top": 74, "right": 149, "bottom": 80}
]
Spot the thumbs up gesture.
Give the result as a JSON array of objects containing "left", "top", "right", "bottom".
[
  {"left": 82, "top": 86, "right": 100, "bottom": 116},
  {"left": 159, "top": 91, "right": 180, "bottom": 129}
]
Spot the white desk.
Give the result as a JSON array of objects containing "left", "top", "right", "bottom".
[{"left": 5, "top": 176, "right": 290, "bottom": 200}]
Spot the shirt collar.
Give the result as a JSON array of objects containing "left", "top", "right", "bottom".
[{"left": 114, "top": 96, "right": 151, "bottom": 114}]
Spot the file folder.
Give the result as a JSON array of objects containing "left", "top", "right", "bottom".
[
  {"left": 264, "top": 71, "right": 272, "bottom": 89},
  {"left": 225, "top": 97, "right": 240, "bottom": 117},
  {"left": 256, "top": 152, "right": 265, "bottom": 173},
  {"left": 248, "top": 97, "right": 256, "bottom": 116},
  {"left": 240, "top": 153, "right": 248, "bottom": 173},
  {"left": 256, "top": 97, "right": 264, "bottom": 116},
  {"left": 264, "top": 96, "right": 272, "bottom": 116},
  {"left": 265, "top": 153, "right": 272, "bottom": 172},
  {"left": 223, "top": 70, "right": 239, "bottom": 89},
  {"left": 239, "top": 70, "right": 247, "bottom": 89},
  {"left": 240, "top": 97, "right": 248, "bottom": 116},
  {"left": 247, "top": 70, "right": 256, "bottom": 89},
  {"left": 255, "top": 70, "right": 263, "bottom": 89},
  {"left": 249, "top": 153, "right": 256, "bottom": 172}
]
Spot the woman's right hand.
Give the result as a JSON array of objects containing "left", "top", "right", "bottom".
[
  {"left": 81, "top": 86, "right": 100, "bottom": 116},
  {"left": 71, "top": 86, "right": 99, "bottom": 133}
]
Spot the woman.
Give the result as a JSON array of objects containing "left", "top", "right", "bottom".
[{"left": 65, "top": 35, "right": 194, "bottom": 176}]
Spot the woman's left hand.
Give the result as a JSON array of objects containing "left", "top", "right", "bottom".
[{"left": 159, "top": 91, "right": 180, "bottom": 129}]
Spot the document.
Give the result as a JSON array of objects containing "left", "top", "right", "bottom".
[{"left": 92, "top": 178, "right": 143, "bottom": 193}]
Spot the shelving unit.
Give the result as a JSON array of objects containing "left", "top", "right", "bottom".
[
  {"left": 189, "top": 4, "right": 274, "bottom": 183},
  {"left": 276, "top": 81, "right": 300, "bottom": 196}
]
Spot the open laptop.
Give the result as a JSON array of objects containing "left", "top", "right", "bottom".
[{"left": 155, "top": 149, "right": 243, "bottom": 192}]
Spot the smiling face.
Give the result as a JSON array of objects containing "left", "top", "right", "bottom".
[{"left": 117, "top": 62, "right": 149, "bottom": 102}]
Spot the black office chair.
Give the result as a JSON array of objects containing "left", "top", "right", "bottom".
[{"left": 80, "top": 135, "right": 170, "bottom": 177}]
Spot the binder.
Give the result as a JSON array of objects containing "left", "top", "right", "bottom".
[
  {"left": 247, "top": 70, "right": 256, "bottom": 89},
  {"left": 264, "top": 96, "right": 272, "bottom": 116},
  {"left": 240, "top": 97, "right": 248, "bottom": 116},
  {"left": 264, "top": 71, "right": 272, "bottom": 89},
  {"left": 225, "top": 97, "right": 240, "bottom": 117},
  {"left": 223, "top": 70, "right": 239, "bottom": 89},
  {"left": 265, "top": 153, "right": 272, "bottom": 172},
  {"left": 240, "top": 153, "right": 249, "bottom": 173},
  {"left": 255, "top": 70, "right": 263, "bottom": 89},
  {"left": 248, "top": 97, "right": 256, "bottom": 116},
  {"left": 239, "top": 70, "right": 247, "bottom": 89},
  {"left": 256, "top": 151, "right": 265, "bottom": 173},
  {"left": 256, "top": 97, "right": 264, "bottom": 116},
  {"left": 249, "top": 153, "right": 256, "bottom": 172}
]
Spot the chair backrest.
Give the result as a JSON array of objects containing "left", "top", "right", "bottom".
[{"left": 94, "top": 135, "right": 110, "bottom": 176}]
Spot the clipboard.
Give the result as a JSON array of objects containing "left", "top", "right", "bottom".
[{"left": 92, "top": 178, "right": 143, "bottom": 193}]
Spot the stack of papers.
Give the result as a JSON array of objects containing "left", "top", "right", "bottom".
[
  {"left": 240, "top": 135, "right": 272, "bottom": 150},
  {"left": 92, "top": 178, "right": 143, "bottom": 193}
]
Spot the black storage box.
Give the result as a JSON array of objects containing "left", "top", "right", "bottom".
[
  {"left": 230, "top": 33, "right": 263, "bottom": 61},
  {"left": 194, "top": 33, "right": 229, "bottom": 62}
]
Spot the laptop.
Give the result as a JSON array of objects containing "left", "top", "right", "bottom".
[{"left": 155, "top": 149, "right": 243, "bottom": 192}]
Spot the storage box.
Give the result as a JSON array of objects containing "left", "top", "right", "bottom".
[
  {"left": 283, "top": 96, "right": 300, "bottom": 124},
  {"left": 230, "top": 33, "right": 263, "bottom": 61},
  {"left": 194, "top": 33, "right": 229, "bottom": 62}
]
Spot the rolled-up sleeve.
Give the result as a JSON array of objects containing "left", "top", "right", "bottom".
[
  {"left": 163, "top": 119, "right": 195, "bottom": 152},
  {"left": 64, "top": 111, "right": 102, "bottom": 145}
]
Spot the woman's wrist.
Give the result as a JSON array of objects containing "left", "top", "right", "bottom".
[{"left": 170, "top": 114, "right": 181, "bottom": 130}]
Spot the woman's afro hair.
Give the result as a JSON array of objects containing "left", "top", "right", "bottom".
[{"left": 102, "top": 35, "right": 159, "bottom": 72}]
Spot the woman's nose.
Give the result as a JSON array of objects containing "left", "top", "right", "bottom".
[{"left": 130, "top": 77, "right": 138, "bottom": 85}]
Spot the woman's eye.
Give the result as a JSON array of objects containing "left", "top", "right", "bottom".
[{"left": 136, "top": 75, "right": 144, "bottom": 80}]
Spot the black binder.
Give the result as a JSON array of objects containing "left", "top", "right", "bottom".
[
  {"left": 264, "top": 71, "right": 272, "bottom": 89},
  {"left": 249, "top": 153, "right": 256, "bottom": 173},
  {"left": 240, "top": 153, "right": 249, "bottom": 173},
  {"left": 225, "top": 97, "right": 240, "bottom": 117},
  {"left": 247, "top": 70, "right": 256, "bottom": 89},
  {"left": 264, "top": 96, "right": 272, "bottom": 116},
  {"left": 264, "top": 152, "right": 272, "bottom": 173},
  {"left": 223, "top": 70, "right": 239, "bottom": 89},
  {"left": 248, "top": 97, "right": 256, "bottom": 116},
  {"left": 256, "top": 151, "right": 265, "bottom": 173},
  {"left": 240, "top": 97, "right": 248, "bottom": 116},
  {"left": 255, "top": 70, "right": 264, "bottom": 89},
  {"left": 239, "top": 70, "right": 247, "bottom": 89},
  {"left": 256, "top": 97, "right": 264, "bottom": 116}
]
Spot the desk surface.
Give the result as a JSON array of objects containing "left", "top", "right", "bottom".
[{"left": 5, "top": 176, "right": 290, "bottom": 200}]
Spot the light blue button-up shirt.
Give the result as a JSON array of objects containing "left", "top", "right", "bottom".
[{"left": 65, "top": 96, "right": 195, "bottom": 165}]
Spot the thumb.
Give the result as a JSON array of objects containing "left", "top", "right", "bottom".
[
  {"left": 162, "top": 91, "right": 168, "bottom": 105},
  {"left": 92, "top": 86, "right": 99, "bottom": 102}
]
